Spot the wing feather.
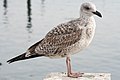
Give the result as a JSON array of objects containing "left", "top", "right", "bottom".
[{"left": 34, "top": 20, "right": 83, "bottom": 55}]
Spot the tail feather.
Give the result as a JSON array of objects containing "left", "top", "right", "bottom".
[{"left": 7, "top": 53, "right": 44, "bottom": 64}]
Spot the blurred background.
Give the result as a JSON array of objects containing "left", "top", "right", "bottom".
[{"left": 0, "top": 0, "right": 120, "bottom": 80}]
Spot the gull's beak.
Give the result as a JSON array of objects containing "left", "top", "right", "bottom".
[{"left": 92, "top": 10, "right": 102, "bottom": 18}]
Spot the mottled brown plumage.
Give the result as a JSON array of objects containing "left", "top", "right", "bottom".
[{"left": 7, "top": 2, "right": 102, "bottom": 78}]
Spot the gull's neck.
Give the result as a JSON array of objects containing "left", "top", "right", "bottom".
[
  {"left": 80, "top": 13, "right": 94, "bottom": 21},
  {"left": 79, "top": 12, "right": 95, "bottom": 27}
]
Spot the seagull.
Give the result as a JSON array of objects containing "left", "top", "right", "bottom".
[{"left": 7, "top": 2, "right": 102, "bottom": 78}]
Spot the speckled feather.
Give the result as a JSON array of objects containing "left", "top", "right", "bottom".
[
  {"left": 7, "top": 2, "right": 100, "bottom": 64},
  {"left": 26, "top": 17, "right": 95, "bottom": 58}
]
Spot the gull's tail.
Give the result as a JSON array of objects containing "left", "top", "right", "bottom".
[{"left": 7, "top": 52, "right": 44, "bottom": 64}]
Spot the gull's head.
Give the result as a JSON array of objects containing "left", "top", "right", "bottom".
[{"left": 80, "top": 2, "right": 102, "bottom": 17}]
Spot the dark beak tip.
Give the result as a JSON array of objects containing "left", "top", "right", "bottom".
[
  {"left": 99, "top": 13, "right": 102, "bottom": 18},
  {"left": 93, "top": 11, "right": 102, "bottom": 18},
  {"left": 99, "top": 15, "right": 102, "bottom": 18}
]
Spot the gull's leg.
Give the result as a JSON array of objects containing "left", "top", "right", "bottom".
[
  {"left": 66, "top": 57, "right": 71, "bottom": 74},
  {"left": 66, "top": 56, "right": 83, "bottom": 78}
]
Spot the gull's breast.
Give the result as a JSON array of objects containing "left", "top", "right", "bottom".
[{"left": 65, "top": 25, "right": 95, "bottom": 56}]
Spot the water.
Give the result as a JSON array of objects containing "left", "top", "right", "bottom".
[{"left": 0, "top": 0, "right": 120, "bottom": 80}]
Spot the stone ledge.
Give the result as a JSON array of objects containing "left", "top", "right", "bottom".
[{"left": 43, "top": 72, "right": 111, "bottom": 80}]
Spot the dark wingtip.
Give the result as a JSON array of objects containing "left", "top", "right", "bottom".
[
  {"left": 7, "top": 53, "right": 44, "bottom": 64},
  {"left": 7, "top": 57, "right": 18, "bottom": 64},
  {"left": 6, "top": 53, "right": 27, "bottom": 64},
  {"left": 7, "top": 59, "right": 14, "bottom": 64}
]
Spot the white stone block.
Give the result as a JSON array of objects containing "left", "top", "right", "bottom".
[{"left": 44, "top": 72, "right": 111, "bottom": 80}]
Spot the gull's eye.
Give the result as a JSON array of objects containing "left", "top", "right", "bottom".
[{"left": 84, "top": 6, "right": 90, "bottom": 10}]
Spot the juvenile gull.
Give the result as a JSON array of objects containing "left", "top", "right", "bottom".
[{"left": 7, "top": 2, "right": 102, "bottom": 78}]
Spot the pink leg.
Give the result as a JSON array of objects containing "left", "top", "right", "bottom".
[{"left": 66, "top": 56, "right": 83, "bottom": 78}]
